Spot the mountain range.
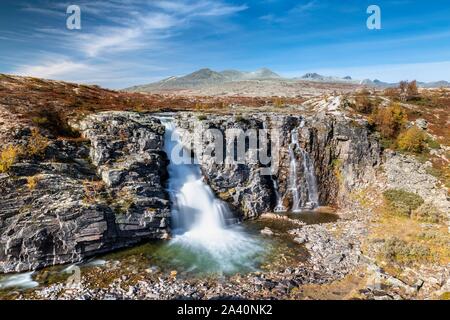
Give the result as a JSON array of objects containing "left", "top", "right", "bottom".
[{"left": 124, "top": 68, "right": 450, "bottom": 92}]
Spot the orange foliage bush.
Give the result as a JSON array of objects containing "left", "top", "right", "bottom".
[{"left": 370, "top": 103, "right": 408, "bottom": 138}]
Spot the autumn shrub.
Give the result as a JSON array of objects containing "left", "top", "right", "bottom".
[
  {"left": 412, "top": 202, "right": 445, "bottom": 224},
  {"left": 380, "top": 237, "right": 433, "bottom": 265},
  {"left": 369, "top": 103, "right": 408, "bottom": 138},
  {"left": 397, "top": 126, "right": 427, "bottom": 153},
  {"left": 0, "top": 145, "right": 21, "bottom": 173},
  {"left": 273, "top": 98, "right": 286, "bottom": 108},
  {"left": 383, "top": 189, "right": 424, "bottom": 217},
  {"left": 398, "top": 80, "right": 420, "bottom": 101},
  {"left": 353, "top": 94, "right": 375, "bottom": 114},
  {"left": 27, "top": 128, "right": 49, "bottom": 158},
  {"left": 83, "top": 180, "right": 106, "bottom": 204},
  {"left": 26, "top": 175, "right": 41, "bottom": 190},
  {"left": 32, "top": 107, "right": 79, "bottom": 137}
]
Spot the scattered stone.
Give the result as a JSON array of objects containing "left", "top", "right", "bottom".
[
  {"left": 260, "top": 227, "right": 274, "bottom": 236},
  {"left": 415, "top": 119, "right": 428, "bottom": 130}
]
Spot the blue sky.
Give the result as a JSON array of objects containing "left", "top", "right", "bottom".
[{"left": 1, "top": 0, "right": 449, "bottom": 88}]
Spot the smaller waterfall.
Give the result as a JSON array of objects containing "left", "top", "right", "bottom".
[
  {"left": 288, "top": 134, "right": 301, "bottom": 212},
  {"left": 272, "top": 177, "right": 286, "bottom": 212},
  {"left": 288, "top": 124, "right": 319, "bottom": 212},
  {"left": 262, "top": 120, "right": 286, "bottom": 212},
  {"left": 299, "top": 148, "right": 319, "bottom": 209}
]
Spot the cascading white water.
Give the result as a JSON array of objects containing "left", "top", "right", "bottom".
[
  {"left": 272, "top": 177, "right": 286, "bottom": 213},
  {"left": 262, "top": 121, "right": 285, "bottom": 213},
  {"left": 0, "top": 272, "right": 38, "bottom": 290},
  {"left": 288, "top": 125, "right": 319, "bottom": 211},
  {"left": 288, "top": 132, "right": 301, "bottom": 212},
  {"left": 299, "top": 148, "right": 319, "bottom": 209},
  {"left": 159, "top": 117, "right": 264, "bottom": 274}
]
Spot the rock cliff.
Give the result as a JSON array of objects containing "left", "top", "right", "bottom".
[
  {"left": 174, "top": 111, "right": 381, "bottom": 219},
  {"left": 0, "top": 112, "right": 170, "bottom": 273}
]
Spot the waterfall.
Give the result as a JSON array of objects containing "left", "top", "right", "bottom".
[
  {"left": 272, "top": 177, "right": 286, "bottom": 212},
  {"left": 288, "top": 125, "right": 319, "bottom": 211},
  {"left": 162, "top": 120, "right": 229, "bottom": 232},
  {"left": 262, "top": 120, "right": 286, "bottom": 213},
  {"left": 159, "top": 117, "right": 263, "bottom": 274},
  {"left": 299, "top": 148, "right": 319, "bottom": 209},
  {"left": 288, "top": 132, "right": 301, "bottom": 212}
]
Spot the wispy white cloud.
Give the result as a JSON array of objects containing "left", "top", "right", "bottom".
[
  {"left": 153, "top": 0, "right": 248, "bottom": 16},
  {"left": 260, "top": 0, "right": 319, "bottom": 24},
  {"left": 11, "top": 55, "right": 169, "bottom": 88},
  {"left": 289, "top": 0, "right": 318, "bottom": 14},
  {"left": 30, "top": 0, "right": 247, "bottom": 58},
  {"left": 10, "top": 0, "right": 249, "bottom": 87},
  {"left": 14, "top": 59, "right": 90, "bottom": 79},
  {"left": 20, "top": 4, "right": 64, "bottom": 17}
]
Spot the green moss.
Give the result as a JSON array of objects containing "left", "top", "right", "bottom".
[
  {"left": 426, "top": 138, "right": 441, "bottom": 150},
  {"left": 383, "top": 189, "right": 424, "bottom": 217},
  {"left": 197, "top": 115, "right": 207, "bottom": 121}
]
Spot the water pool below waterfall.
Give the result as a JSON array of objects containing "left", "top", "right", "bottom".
[
  {"left": 154, "top": 117, "right": 267, "bottom": 276},
  {"left": 0, "top": 117, "right": 339, "bottom": 293}
]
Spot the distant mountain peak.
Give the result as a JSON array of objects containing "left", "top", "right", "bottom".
[
  {"left": 249, "top": 68, "right": 280, "bottom": 79},
  {"left": 186, "top": 68, "right": 224, "bottom": 79},
  {"left": 123, "top": 68, "right": 449, "bottom": 92},
  {"left": 124, "top": 68, "right": 283, "bottom": 91},
  {"left": 301, "top": 72, "right": 323, "bottom": 79}
]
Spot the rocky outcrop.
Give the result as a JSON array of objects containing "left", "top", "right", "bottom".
[
  {"left": 78, "top": 112, "right": 170, "bottom": 240},
  {"left": 306, "top": 113, "right": 382, "bottom": 207},
  {"left": 289, "top": 221, "right": 362, "bottom": 277},
  {"left": 0, "top": 112, "right": 170, "bottom": 273},
  {"left": 174, "top": 110, "right": 381, "bottom": 218},
  {"left": 383, "top": 151, "right": 449, "bottom": 224},
  {"left": 0, "top": 139, "right": 117, "bottom": 273},
  {"left": 175, "top": 114, "right": 274, "bottom": 219}
]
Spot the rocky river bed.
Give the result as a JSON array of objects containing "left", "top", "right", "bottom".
[{"left": 0, "top": 207, "right": 384, "bottom": 300}]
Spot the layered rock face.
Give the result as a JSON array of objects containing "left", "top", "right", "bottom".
[
  {"left": 174, "top": 111, "right": 381, "bottom": 219},
  {"left": 0, "top": 112, "right": 170, "bottom": 273},
  {"left": 78, "top": 113, "right": 170, "bottom": 240},
  {"left": 175, "top": 114, "right": 274, "bottom": 219},
  {"left": 304, "top": 113, "right": 381, "bottom": 207},
  {"left": 0, "top": 109, "right": 381, "bottom": 272}
]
